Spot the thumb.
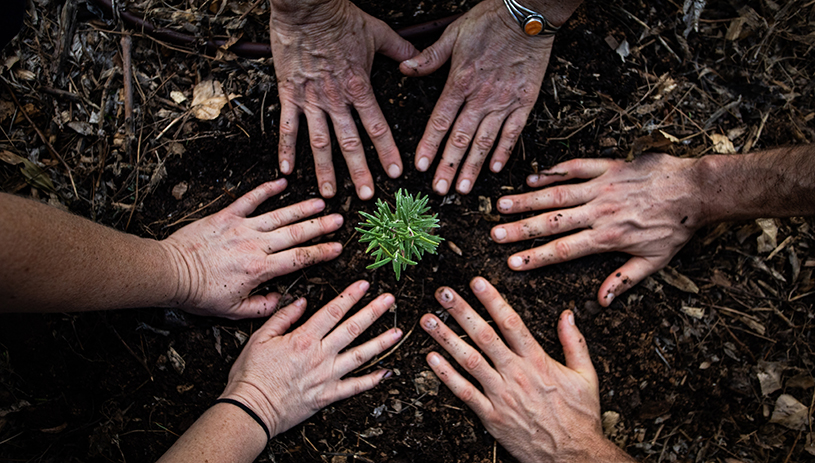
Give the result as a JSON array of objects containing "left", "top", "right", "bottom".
[
  {"left": 557, "top": 310, "right": 598, "bottom": 385},
  {"left": 597, "top": 256, "right": 663, "bottom": 307},
  {"left": 399, "top": 27, "right": 456, "bottom": 76},
  {"left": 373, "top": 19, "right": 420, "bottom": 63}
]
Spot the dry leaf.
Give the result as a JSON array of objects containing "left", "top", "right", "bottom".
[
  {"left": 756, "top": 218, "right": 778, "bottom": 253},
  {"left": 172, "top": 181, "right": 189, "bottom": 200},
  {"left": 710, "top": 133, "right": 736, "bottom": 154},
  {"left": 67, "top": 121, "right": 94, "bottom": 136},
  {"left": 657, "top": 266, "right": 699, "bottom": 294},
  {"left": 170, "top": 91, "right": 187, "bottom": 104},
  {"left": 681, "top": 306, "right": 705, "bottom": 319},
  {"left": 0, "top": 150, "right": 24, "bottom": 165},
  {"left": 787, "top": 374, "right": 815, "bottom": 390},
  {"left": 756, "top": 360, "right": 785, "bottom": 396},
  {"left": 414, "top": 370, "right": 440, "bottom": 396},
  {"left": 191, "top": 80, "right": 228, "bottom": 121},
  {"left": 769, "top": 394, "right": 811, "bottom": 431},
  {"left": 167, "top": 346, "right": 186, "bottom": 375},
  {"left": 447, "top": 241, "right": 463, "bottom": 256}
]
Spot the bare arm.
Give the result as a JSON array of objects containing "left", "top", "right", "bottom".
[
  {"left": 491, "top": 144, "right": 815, "bottom": 305},
  {"left": 0, "top": 179, "right": 343, "bottom": 317}
]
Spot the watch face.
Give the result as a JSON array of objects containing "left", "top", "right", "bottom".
[{"left": 523, "top": 17, "right": 543, "bottom": 36}]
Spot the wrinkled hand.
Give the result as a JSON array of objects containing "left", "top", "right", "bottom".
[
  {"left": 270, "top": 0, "right": 418, "bottom": 200},
  {"left": 491, "top": 154, "right": 704, "bottom": 306},
  {"left": 161, "top": 179, "right": 343, "bottom": 319},
  {"left": 400, "top": 0, "right": 553, "bottom": 195},
  {"left": 219, "top": 281, "right": 402, "bottom": 436},
  {"left": 421, "top": 277, "right": 633, "bottom": 463}
]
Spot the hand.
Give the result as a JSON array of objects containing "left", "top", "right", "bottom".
[
  {"left": 400, "top": 0, "right": 554, "bottom": 195},
  {"left": 491, "top": 154, "right": 704, "bottom": 306},
  {"left": 421, "top": 277, "right": 634, "bottom": 463},
  {"left": 219, "top": 280, "right": 402, "bottom": 437},
  {"left": 161, "top": 178, "right": 343, "bottom": 319},
  {"left": 270, "top": 0, "right": 418, "bottom": 200}
]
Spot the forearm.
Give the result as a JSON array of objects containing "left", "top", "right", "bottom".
[
  {"left": 0, "top": 193, "right": 181, "bottom": 313},
  {"left": 156, "top": 403, "right": 267, "bottom": 463},
  {"left": 694, "top": 145, "right": 815, "bottom": 224}
]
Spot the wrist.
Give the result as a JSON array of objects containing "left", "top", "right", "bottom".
[
  {"left": 270, "top": 0, "right": 345, "bottom": 27},
  {"left": 691, "top": 154, "right": 743, "bottom": 226},
  {"left": 219, "top": 383, "right": 281, "bottom": 439},
  {"left": 492, "top": 0, "right": 582, "bottom": 33},
  {"left": 156, "top": 238, "right": 198, "bottom": 309}
]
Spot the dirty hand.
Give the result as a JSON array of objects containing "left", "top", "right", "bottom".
[
  {"left": 270, "top": 0, "right": 418, "bottom": 200},
  {"left": 400, "top": 0, "right": 553, "bottom": 196},
  {"left": 219, "top": 280, "right": 402, "bottom": 437},
  {"left": 491, "top": 154, "right": 704, "bottom": 306},
  {"left": 160, "top": 179, "right": 343, "bottom": 319},
  {"left": 421, "top": 277, "right": 633, "bottom": 463}
]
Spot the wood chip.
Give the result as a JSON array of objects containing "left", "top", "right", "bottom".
[{"left": 657, "top": 266, "right": 699, "bottom": 294}]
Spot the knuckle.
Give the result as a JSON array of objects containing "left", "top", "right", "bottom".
[
  {"left": 367, "top": 120, "right": 389, "bottom": 140},
  {"left": 477, "top": 328, "right": 496, "bottom": 346},
  {"left": 292, "top": 333, "right": 312, "bottom": 353},
  {"left": 464, "top": 352, "right": 483, "bottom": 371},
  {"left": 325, "top": 302, "right": 345, "bottom": 321},
  {"left": 554, "top": 239, "right": 573, "bottom": 261},
  {"left": 345, "top": 319, "right": 363, "bottom": 338},
  {"left": 458, "top": 384, "right": 476, "bottom": 403},
  {"left": 352, "top": 347, "right": 367, "bottom": 366},
  {"left": 502, "top": 313, "right": 524, "bottom": 332},
  {"left": 450, "top": 131, "right": 472, "bottom": 150},
  {"left": 286, "top": 224, "right": 305, "bottom": 243},
  {"left": 311, "top": 134, "right": 331, "bottom": 150},
  {"left": 346, "top": 75, "right": 371, "bottom": 102},
  {"left": 474, "top": 134, "right": 495, "bottom": 151},
  {"left": 430, "top": 114, "right": 453, "bottom": 133},
  {"left": 280, "top": 121, "right": 297, "bottom": 136},
  {"left": 349, "top": 166, "right": 369, "bottom": 181},
  {"left": 340, "top": 136, "right": 362, "bottom": 153},
  {"left": 551, "top": 187, "right": 571, "bottom": 207},
  {"left": 294, "top": 247, "right": 316, "bottom": 266}
]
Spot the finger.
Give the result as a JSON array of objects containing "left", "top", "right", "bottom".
[
  {"left": 324, "top": 293, "right": 396, "bottom": 352},
  {"left": 506, "top": 230, "right": 600, "bottom": 271},
  {"left": 415, "top": 87, "right": 466, "bottom": 175},
  {"left": 557, "top": 310, "right": 598, "bottom": 388},
  {"left": 334, "top": 327, "right": 402, "bottom": 377},
  {"left": 248, "top": 198, "right": 326, "bottom": 232},
  {"left": 526, "top": 158, "right": 613, "bottom": 189},
  {"left": 490, "top": 207, "right": 591, "bottom": 244},
  {"left": 494, "top": 185, "right": 596, "bottom": 215},
  {"left": 469, "top": 277, "right": 538, "bottom": 356},
  {"left": 432, "top": 108, "right": 483, "bottom": 195},
  {"left": 598, "top": 256, "right": 664, "bottom": 307},
  {"left": 299, "top": 280, "right": 369, "bottom": 339},
  {"left": 421, "top": 313, "right": 503, "bottom": 387},
  {"left": 455, "top": 112, "right": 504, "bottom": 194},
  {"left": 256, "top": 297, "right": 308, "bottom": 338},
  {"left": 330, "top": 369, "right": 392, "bottom": 403},
  {"left": 489, "top": 107, "right": 530, "bottom": 174},
  {"left": 399, "top": 25, "right": 456, "bottom": 77},
  {"left": 426, "top": 351, "right": 492, "bottom": 416},
  {"left": 224, "top": 292, "right": 283, "bottom": 320},
  {"left": 433, "top": 287, "right": 514, "bottom": 366},
  {"left": 330, "top": 112, "right": 375, "bottom": 200},
  {"left": 278, "top": 103, "right": 301, "bottom": 175},
  {"left": 352, "top": 82, "right": 402, "bottom": 180},
  {"left": 224, "top": 179, "right": 288, "bottom": 217},
  {"left": 373, "top": 18, "right": 420, "bottom": 62},
  {"left": 304, "top": 108, "right": 337, "bottom": 198},
  {"left": 264, "top": 242, "right": 343, "bottom": 280},
  {"left": 265, "top": 214, "right": 345, "bottom": 254}
]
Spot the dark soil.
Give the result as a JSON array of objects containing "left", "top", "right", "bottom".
[{"left": 1, "top": 0, "right": 814, "bottom": 462}]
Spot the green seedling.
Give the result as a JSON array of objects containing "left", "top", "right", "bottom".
[{"left": 356, "top": 189, "right": 443, "bottom": 280}]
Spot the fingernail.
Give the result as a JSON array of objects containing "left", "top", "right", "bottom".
[
  {"left": 360, "top": 281, "right": 370, "bottom": 292},
  {"left": 528, "top": 174, "right": 539, "bottom": 184},
  {"left": 359, "top": 185, "right": 373, "bottom": 200},
  {"left": 281, "top": 160, "right": 290, "bottom": 173},
  {"left": 458, "top": 179, "right": 471, "bottom": 194},
  {"left": 435, "top": 179, "right": 448, "bottom": 194},
  {"left": 417, "top": 157, "right": 430, "bottom": 172},
  {"left": 334, "top": 214, "right": 344, "bottom": 225},
  {"left": 423, "top": 317, "right": 438, "bottom": 330},
  {"left": 606, "top": 292, "right": 615, "bottom": 303},
  {"left": 403, "top": 59, "right": 418, "bottom": 68},
  {"left": 388, "top": 164, "right": 401, "bottom": 178},
  {"left": 494, "top": 227, "right": 507, "bottom": 241},
  {"left": 314, "top": 199, "right": 325, "bottom": 210},
  {"left": 473, "top": 278, "right": 486, "bottom": 292},
  {"left": 428, "top": 353, "right": 441, "bottom": 366},
  {"left": 439, "top": 288, "right": 453, "bottom": 302},
  {"left": 509, "top": 256, "right": 524, "bottom": 269},
  {"left": 383, "top": 294, "right": 395, "bottom": 307},
  {"left": 392, "top": 328, "right": 403, "bottom": 341},
  {"left": 295, "top": 298, "right": 306, "bottom": 307},
  {"left": 568, "top": 312, "right": 575, "bottom": 326},
  {"left": 498, "top": 198, "right": 512, "bottom": 211},
  {"left": 321, "top": 182, "right": 334, "bottom": 197},
  {"left": 492, "top": 161, "right": 503, "bottom": 172},
  {"left": 331, "top": 242, "right": 343, "bottom": 253},
  {"left": 383, "top": 370, "right": 393, "bottom": 379}
]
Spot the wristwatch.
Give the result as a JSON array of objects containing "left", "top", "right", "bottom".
[{"left": 502, "top": 0, "right": 560, "bottom": 36}]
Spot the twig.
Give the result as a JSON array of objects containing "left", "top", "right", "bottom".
[
  {"left": 121, "top": 31, "right": 135, "bottom": 162},
  {"left": 112, "top": 327, "right": 153, "bottom": 381},
  {"left": 3, "top": 80, "right": 78, "bottom": 198}
]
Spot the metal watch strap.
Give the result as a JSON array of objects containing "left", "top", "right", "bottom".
[{"left": 502, "top": 0, "right": 560, "bottom": 36}]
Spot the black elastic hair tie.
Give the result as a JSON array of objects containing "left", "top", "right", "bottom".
[{"left": 212, "top": 398, "right": 271, "bottom": 441}]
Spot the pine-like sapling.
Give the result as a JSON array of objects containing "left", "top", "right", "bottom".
[{"left": 356, "top": 189, "right": 443, "bottom": 280}]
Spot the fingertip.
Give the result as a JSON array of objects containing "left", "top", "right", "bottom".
[
  {"left": 359, "top": 280, "right": 370, "bottom": 292},
  {"left": 329, "top": 241, "right": 343, "bottom": 254},
  {"left": 421, "top": 314, "right": 438, "bottom": 331},
  {"left": 527, "top": 174, "right": 539, "bottom": 185},
  {"left": 387, "top": 163, "right": 402, "bottom": 178},
  {"left": 382, "top": 293, "right": 395, "bottom": 307},
  {"left": 470, "top": 276, "right": 487, "bottom": 293},
  {"left": 492, "top": 226, "right": 507, "bottom": 242},
  {"left": 359, "top": 185, "right": 374, "bottom": 200},
  {"left": 491, "top": 161, "right": 503, "bottom": 173},
  {"left": 433, "top": 178, "right": 449, "bottom": 195},
  {"left": 427, "top": 352, "right": 442, "bottom": 366},
  {"left": 320, "top": 182, "right": 336, "bottom": 198},
  {"left": 280, "top": 159, "right": 292, "bottom": 175},
  {"left": 508, "top": 255, "right": 525, "bottom": 270},
  {"left": 435, "top": 286, "right": 454, "bottom": 304},
  {"left": 457, "top": 178, "right": 472, "bottom": 195},
  {"left": 496, "top": 198, "right": 513, "bottom": 213},
  {"left": 416, "top": 156, "right": 430, "bottom": 172}
]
